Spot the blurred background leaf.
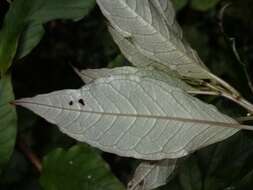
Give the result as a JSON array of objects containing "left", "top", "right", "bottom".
[
  {"left": 0, "top": 75, "right": 17, "bottom": 174},
  {"left": 40, "top": 144, "right": 125, "bottom": 190},
  {"left": 172, "top": 0, "right": 188, "bottom": 10},
  {"left": 0, "top": 0, "right": 96, "bottom": 74},
  {"left": 190, "top": 0, "right": 221, "bottom": 11}
]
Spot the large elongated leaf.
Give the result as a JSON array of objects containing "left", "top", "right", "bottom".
[
  {"left": 0, "top": 75, "right": 17, "bottom": 173},
  {"left": 74, "top": 66, "right": 193, "bottom": 91},
  {"left": 0, "top": 0, "right": 96, "bottom": 74},
  {"left": 127, "top": 159, "right": 177, "bottom": 190},
  {"left": 97, "top": 0, "right": 211, "bottom": 79},
  {"left": 15, "top": 75, "right": 239, "bottom": 160},
  {"left": 40, "top": 144, "right": 125, "bottom": 190}
]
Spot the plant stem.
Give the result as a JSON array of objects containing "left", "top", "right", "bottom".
[
  {"left": 208, "top": 72, "right": 240, "bottom": 97},
  {"left": 222, "top": 93, "right": 253, "bottom": 114},
  {"left": 18, "top": 139, "right": 42, "bottom": 173},
  {"left": 237, "top": 116, "right": 253, "bottom": 123},
  {"left": 188, "top": 90, "right": 221, "bottom": 96},
  {"left": 188, "top": 90, "right": 253, "bottom": 114}
]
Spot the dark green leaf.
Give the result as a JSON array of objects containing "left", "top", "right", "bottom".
[
  {"left": 0, "top": 75, "right": 17, "bottom": 173},
  {"left": 197, "top": 132, "right": 253, "bottom": 190},
  {"left": 190, "top": 0, "right": 221, "bottom": 11},
  {"left": 0, "top": 0, "right": 96, "bottom": 74},
  {"left": 171, "top": 0, "right": 188, "bottom": 11},
  {"left": 40, "top": 144, "right": 125, "bottom": 190},
  {"left": 179, "top": 156, "right": 202, "bottom": 190}
]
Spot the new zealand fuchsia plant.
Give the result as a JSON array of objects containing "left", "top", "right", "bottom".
[{"left": 1, "top": 0, "right": 253, "bottom": 189}]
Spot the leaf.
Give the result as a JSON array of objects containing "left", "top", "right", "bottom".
[
  {"left": 127, "top": 159, "right": 177, "bottom": 190},
  {"left": 97, "top": 0, "right": 212, "bottom": 79},
  {"left": 0, "top": 75, "right": 17, "bottom": 173},
  {"left": 73, "top": 66, "right": 194, "bottom": 91},
  {"left": 15, "top": 75, "right": 239, "bottom": 160},
  {"left": 0, "top": 0, "right": 96, "bottom": 74},
  {"left": 190, "top": 0, "right": 221, "bottom": 11},
  {"left": 16, "top": 23, "right": 45, "bottom": 59},
  {"left": 179, "top": 156, "right": 202, "bottom": 190},
  {"left": 172, "top": 0, "right": 189, "bottom": 10},
  {"left": 40, "top": 144, "right": 125, "bottom": 190},
  {"left": 197, "top": 132, "right": 253, "bottom": 190},
  {"left": 108, "top": 26, "right": 167, "bottom": 70}
]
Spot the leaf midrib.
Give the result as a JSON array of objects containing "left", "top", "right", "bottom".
[{"left": 14, "top": 100, "right": 250, "bottom": 130}]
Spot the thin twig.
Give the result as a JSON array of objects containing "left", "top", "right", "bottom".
[
  {"left": 218, "top": 2, "right": 253, "bottom": 95},
  {"left": 188, "top": 90, "right": 221, "bottom": 96},
  {"left": 188, "top": 89, "right": 253, "bottom": 114},
  {"left": 208, "top": 72, "right": 240, "bottom": 97},
  {"left": 18, "top": 139, "right": 42, "bottom": 173},
  {"left": 237, "top": 116, "right": 253, "bottom": 123},
  {"left": 218, "top": 3, "right": 232, "bottom": 34},
  {"left": 231, "top": 39, "right": 253, "bottom": 94}
]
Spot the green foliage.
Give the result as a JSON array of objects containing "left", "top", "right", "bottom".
[
  {"left": 179, "top": 156, "right": 202, "bottom": 190},
  {"left": 190, "top": 0, "right": 221, "bottom": 11},
  {"left": 40, "top": 145, "right": 125, "bottom": 190},
  {"left": 0, "top": 0, "right": 96, "bottom": 75},
  {"left": 0, "top": 75, "right": 17, "bottom": 173},
  {"left": 172, "top": 0, "right": 188, "bottom": 10}
]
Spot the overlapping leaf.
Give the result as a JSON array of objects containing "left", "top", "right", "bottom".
[
  {"left": 40, "top": 144, "right": 125, "bottom": 190},
  {"left": 0, "top": 75, "right": 17, "bottom": 173},
  {"left": 15, "top": 75, "right": 239, "bottom": 160},
  {"left": 74, "top": 66, "right": 193, "bottom": 91},
  {"left": 97, "top": 0, "right": 211, "bottom": 79},
  {"left": 0, "top": 0, "right": 96, "bottom": 74},
  {"left": 128, "top": 159, "right": 177, "bottom": 190}
]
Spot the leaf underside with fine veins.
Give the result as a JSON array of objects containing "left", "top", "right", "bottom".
[
  {"left": 73, "top": 66, "right": 194, "bottom": 91},
  {"left": 128, "top": 159, "right": 177, "bottom": 190},
  {"left": 97, "top": 0, "right": 211, "bottom": 79},
  {"left": 108, "top": 26, "right": 167, "bottom": 70},
  {"left": 15, "top": 75, "right": 239, "bottom": 160}
]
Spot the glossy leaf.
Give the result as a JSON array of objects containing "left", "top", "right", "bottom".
[
  {"left": 40, "top": 144, "right": 125, "bottom": 190},
  {"left": 0, "top": 75, "right": 17, "bottom": 173},
  {"left": 97, "top": 0, "right": 212, "bottom": 79},
  {"left": 15, "top": 75, "right": 239, "bottom": 160}
]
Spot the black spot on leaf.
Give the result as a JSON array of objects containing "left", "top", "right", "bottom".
[
  {"left": 78, "top": 99, "right": 85, "bottom": 106},
  {"left": 69, "top": 101, "right": 73, "bottom": 106}
]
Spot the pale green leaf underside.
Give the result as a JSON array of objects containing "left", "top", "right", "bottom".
[
  {"left": 128, "top": 159, "right": 176, "bottom": 190},
  {"left": 108, "top": 26, "right": 177, "bottom": 71},
  {"left": 97, "top": 0, "right": 211, "bottom": 79},
  {"left": 74, "top": 66, "right": 194, "bottom": 91},
  {"left": 15, "top": 75, "right": 238, "bottom": 160}
]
